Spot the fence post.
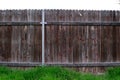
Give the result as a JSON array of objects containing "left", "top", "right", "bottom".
[{"left": 42, "top": 9, "right": 45, "bottom": 65}]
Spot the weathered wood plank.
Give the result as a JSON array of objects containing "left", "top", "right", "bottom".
[
  {"left": 0, "top": 62, "right": 120, "bottom": 67},
  {"left": 1, "top": 21, "right": 120, "bottom": 26}
]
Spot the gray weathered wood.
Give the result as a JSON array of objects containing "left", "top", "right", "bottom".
[
  {"left": 0, "top": 62, "right": 120, "bottom": 67},
  {"left": 0, "top": 21, "right": 120, "bottom": 26}
]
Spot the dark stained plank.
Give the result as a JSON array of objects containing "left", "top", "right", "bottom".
[{"left": 0, "top": 10, "right": 12, "bottom": 61}]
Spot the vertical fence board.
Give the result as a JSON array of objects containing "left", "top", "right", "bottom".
[{"left": 0, "top": 10, "right": 12, "bottom": 61}]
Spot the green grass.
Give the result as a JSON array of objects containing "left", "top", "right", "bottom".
[{"left": 0, "top": 66, "right": 119, "bottom": 80}]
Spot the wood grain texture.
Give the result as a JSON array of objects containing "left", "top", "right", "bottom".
[{"left": 0, "top": 10, "right": 120, "bottom": 73}]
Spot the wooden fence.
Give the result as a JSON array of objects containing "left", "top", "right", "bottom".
[{"left": 0, "top": 10, "right": 120, "bottom": 73}]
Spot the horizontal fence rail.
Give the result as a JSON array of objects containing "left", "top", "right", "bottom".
[
  {"left": 0, "top": 62, "right": 120, "bottom": 67},
  {"left": 0, "top": 21, "right": 120, "bottom": 26}
]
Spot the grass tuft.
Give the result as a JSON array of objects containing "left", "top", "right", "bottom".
[{"left": 0, "top": 66, "right": 119, "bottom": 80}]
